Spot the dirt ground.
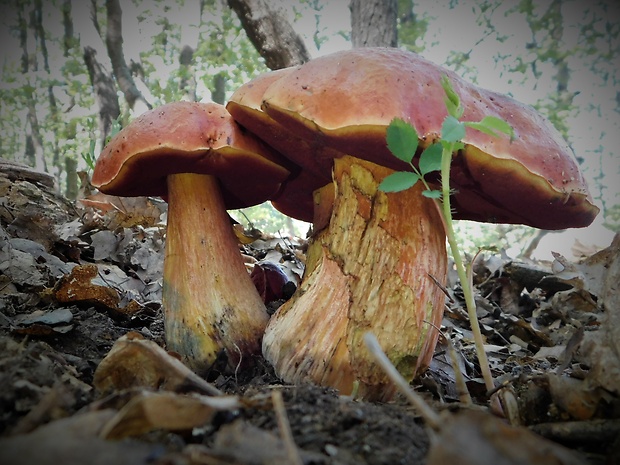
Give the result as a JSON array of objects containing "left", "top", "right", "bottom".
[{"left": 0, "top": 162, "right": 619, "bottom": 465}]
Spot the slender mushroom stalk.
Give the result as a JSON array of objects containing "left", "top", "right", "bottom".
[
  {"left": 163, "top": 173, "right": 268, "bottom": 369},
  {"left": 262, "top": 156, "right": 447, "bottom": 400},
  {"left": 230, "top": 47, "right": 598, "bottom": 400},
  {"left": 92, "top": 102, "right": 290, "bottom": 374}
]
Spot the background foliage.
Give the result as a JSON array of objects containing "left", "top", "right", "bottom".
[{"left": 0, "top": 0, "right": 618, "bottom": 253}]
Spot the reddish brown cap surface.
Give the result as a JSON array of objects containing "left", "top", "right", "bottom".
[
  {"left": 259, "top": 47, "right": 598, "bottom": 229},
  {"left": 227, "top": 69, "right": 336, "bottom": 222},
  {"left": 92, "top": 102, "right": 290, "bottom": 209}
]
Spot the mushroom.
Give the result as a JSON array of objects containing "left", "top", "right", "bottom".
[
  {"left": 227, "top": 67, "right": 340, "bottom": 223},
  {"left": 229, "top": 47, "right": 598, "bottom": 400},
  {"left": 91, "top": 101, "right": 290, "bottom": 374}
]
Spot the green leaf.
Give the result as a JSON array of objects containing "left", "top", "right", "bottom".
[
  {"left": 465, "top": 116, "right": 514, "bottom": 139},
  {"left": 379, "top": 171, "right": 420, "bottom": 193},
  {"left": 386, "top": 118, "right": 419, "bottom": 164},
  {"left": 441, "top": 115, "right": 466, "bottom": 143},
  {"left": 422, "top": 190, "right": 442, "bottom": 199},
  {"left": 441, "top": 75, "right": 463, "bottom": 119},
  {"left": 419, "top": 143, "right": 443, "bottom": 175}
]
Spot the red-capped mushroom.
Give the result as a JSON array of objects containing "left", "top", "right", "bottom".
[
  {"left": 92, "top": 101, "right": 290, "bottom": 374},
  {"left": 261, "top": 47, "right": 598, "bottom": 229},
  {"left": 227, "top": 68, "right": 339, "bottom": 223},
  {"left": 229, "top": 47, "right": 598, "bottom": 400}
]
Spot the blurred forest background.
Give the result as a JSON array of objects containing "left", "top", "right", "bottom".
[{"left": 0, "top": 0, "right": 618, "bottom": 258}]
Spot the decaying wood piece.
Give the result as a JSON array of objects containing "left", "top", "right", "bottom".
[
  {"left": 263, "top": 156, "right": 447, "bottom": 401},
  {"left": 0, "top": 158, "right": 56, "bottom": 189}
]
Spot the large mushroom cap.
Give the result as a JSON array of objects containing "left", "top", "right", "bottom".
[
  {"left": 259, "top": 47, "right": 598, "bottom": 230},
  {"left": 92, "top": 101, "right": 290, "bottom": 209}
]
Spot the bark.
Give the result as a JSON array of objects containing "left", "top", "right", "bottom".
[
  {"left": 104, "top": 0, "right": 151, "bottom": 110},
  {"left": 90, "top": 0, "right": 101, "bottom": 37},
  {"left": 179, "top": 45, "right": 198, "bottom": 102},
  {"left": 521, "top": 229, "right": 549, "bottom": 259},
  {"left": 16, "top": 2, "right": 29, "bottom": 74},
  {"left": 61, "top": 0, "right": 74, "bottom": 56},
  {"left": 211, "top": 72, "right": 226, "bottom": 105},
  {"left": 17, "top": 2, "right": 47, "bottom": 172},
  {"left": 350, "top": 0, "right": 397, "bottom": 48},
  {"left": 65, "top": 156, "right": 78, "bottom": 200},
  {"left": 83, "top": 46, "right": 121, "bottom": 149},
  {"left": 227, "top": 0, "right": 310, "bottom": 69},
  {"left": 31, "top": 0, "right": 50, "bottom": 72},
  {"left": 25, "top": 94, "right": 48, "bottom": 172}
]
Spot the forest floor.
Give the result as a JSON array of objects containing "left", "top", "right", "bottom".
[{"left": 0, "top": 160, "right": 619, "bottom": 465}]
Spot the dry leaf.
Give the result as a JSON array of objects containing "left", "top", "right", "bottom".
[
  {"left": 0, "top": 410, "right": 158, "bottom": 465},
  {"left": 427, "top": 409, "right": 587, "bottom": 465},
  {"left": 54, "top": 264, "right": 120, "bottom": 310},
  {"left": 79, "top": 193, "right": 165, "bottom": 229},
  {"left": 547, "top": 373, "right": 602, "bottom": 420},
  {"left": 93, "top": 332, "right": 221, "bottom": 396},
  {"left": 11, "top": 308, "right": 74, "bottom": 336},
  {"left": 176, "top": 420, "right": 325, "bottom": 465},
  {"left": 579, "top": 234, "right": 620, "bottom": 395},
  {"left": 100, "top": 391, "right": 241, "bottom": 439}
]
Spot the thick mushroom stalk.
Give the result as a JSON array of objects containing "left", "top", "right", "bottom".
[
  {"left": 91, "top": 102, "right": 290, "bottom": 374},
  {"left": 262, "top": 155, "right": 447, "bottom": 401}
]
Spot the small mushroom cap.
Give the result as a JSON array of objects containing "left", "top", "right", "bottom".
[
  {"left": 260, "top": 47, "right": 598, "bottom": 229},
  {"left": 92, "top": 102, "right": 290, "bottom": 209}
]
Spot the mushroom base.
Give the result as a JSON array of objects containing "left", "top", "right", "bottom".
[
  {"left": 262, "top": 156, "right": 448, "bottom": 401},
  {"left": 163, "top": 173, "right": 269, "bottom": 375}
]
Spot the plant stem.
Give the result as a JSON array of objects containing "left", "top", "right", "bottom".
[{"left": 440, "top": 145, "right": 495, "bottom": 392}]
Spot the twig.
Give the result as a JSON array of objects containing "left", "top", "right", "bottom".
[{"left": 271, "top": 390, "right": 304, "bottom": 465}]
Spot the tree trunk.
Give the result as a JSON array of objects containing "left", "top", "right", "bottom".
[
  {"left": 61, "top": 0, "right": 74, "bottom": 56},
  {"left": 32, "top": 0, "right": 50, "bottom": 72},
  {"left": 104, "top": 0, "right": 151, "bottom": 110},
  {"left": 25, "top": 91, "right": 48, "bottom": 172},
  {"left": 17, "top": 1, "right": 29, "bottom": 72},
  {"left": 65, "top": 155, "right": 78, "bottom": 200},
  {"left": 211, "top": 72, "right": 227, "bottom": 105},
  {"left": 179, "top": 45, "right": 198, "bottom": 102},
  {"left": 83, "top": 46, "right": 121, "bottom": 149},
  {"left": 17, "top": 2, "right": 47, "bottom": 172},
  {"left": 350, "top": 0, "right": 397, "bottom": 48},
  {"left": 227, "top": 0, "right": 310, "bottom": 69}
]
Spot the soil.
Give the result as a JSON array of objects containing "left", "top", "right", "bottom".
[{"left": 0, "top": 163, "right": 618, "bottom": 465}]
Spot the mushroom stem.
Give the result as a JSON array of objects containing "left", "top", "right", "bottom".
[
  {"left": 163, "top": 172, "right": 268, "bottom": 374},
  {"left": 262, "top": 156, "right": 447, "bottom": 401}
]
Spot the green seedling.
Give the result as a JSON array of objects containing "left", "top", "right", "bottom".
[{"left": 379, "top": 75, "right": 514, "bottom": 393}]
